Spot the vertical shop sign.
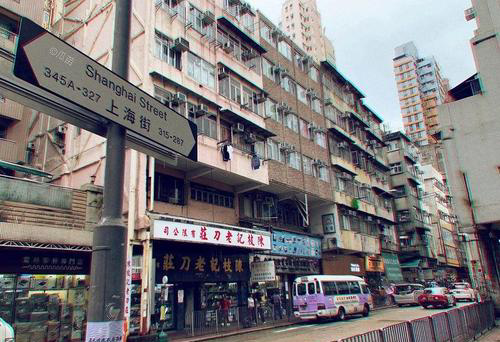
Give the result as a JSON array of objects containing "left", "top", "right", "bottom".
[
  {"left": 250, "top": 261, "right": 276, "bottom": 283},
  {"left": 322, "top": 214, "right": 335, "bottom": 233},
  {"left": 124, "top": 255, "right": 132, "bottom": 321}
]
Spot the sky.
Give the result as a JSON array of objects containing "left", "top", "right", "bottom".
[{"left": 247, "top": 0, "right": 478, "bottom": 131}]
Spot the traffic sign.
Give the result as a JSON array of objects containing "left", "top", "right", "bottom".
[{"left": 13, "top": 18, "right": 197, "bottom": 161}]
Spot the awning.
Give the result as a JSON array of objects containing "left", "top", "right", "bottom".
[
  {"left": 400, "top": 259, "right": 421, "bottom": 268},
  {"left": 217, "top": 17, "right": 267, "bottom": 54},
  {"left": 220, "top": 108, "right": 275, "bottom": 138},
  {"left": 0, "top": 160, "right": 53, "bottom": 179}
]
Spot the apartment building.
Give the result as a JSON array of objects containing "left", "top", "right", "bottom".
[
  {"left": 313, "top": 59, "right": 399, "bottom": 286},
  {"left": 421, "top": 164, "right": 466, "bottom": 281},
  {"left": 384, "top": 131, "right": 438, "bottom": 282},
  {"left": 438, "top": 0, "right": 500, "bottom": 310},
  {"left": 393, "top": 41, "right": 447, "bottom": 146},
  {"left": 0, "top": 0, "right": 400, "bottom": 338},
  {"left": 280, "top": 0, "right": 335, "bottom": 64}
]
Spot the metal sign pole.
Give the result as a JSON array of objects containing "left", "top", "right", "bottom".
[{"left": 86, "top": 0, "right": 131, "bottom": 340}]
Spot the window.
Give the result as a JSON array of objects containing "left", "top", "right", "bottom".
[
  {"left": 322, "top": 282, "right": 338, "bottom": 296},
  {"left": 282, "top": 77, "right": 296, "bottom": 95},
  {"left": 267, "top": 139, "right": 283, "bottom": 162},
  {"left": 260, "top": 23, "right": 273, "bottom": 45},
  {"left": 278, "top": 40, "right": 292, "bottom": 60},
  {"left": 303, "top": 155, "right": 313, "bottom": 175},
  {"left": 336, "top": 281, "right": 350, "bottom": 295},
  {"left": 189, "top": 5, "right": 215, "bottom": 38},
  {"left": 297, "top": 283, "right": 306, "bottom": 296},
  {"left": 191, "top": 182, "right": 234, "bottom": 208},
  {"left": 348, "top": 281, "right": 361, "bottom": 294},
  {"left": 188, "top": 107, "right": 217, "bottom": 139},
  {"left": 242, "top": 86, "right": 258, "bottom": 114},
  {"left": 262, "top": 58, "right": 274, "bottom": 79},
  {"left": 154, "top": 173, "right": 185, "bottom": 205},
  {"left": 297, "top": 84, "right": 308, "bottom": 104},
  {"left": 285, "top": 113, "right": 299, "bottom": 132},
  {"left": 187, "top": 53, "right": 215, "bottom": 89},
  {"left": 299, "top": 119, "right": 310, "bottom": 139},
  {"left": 311, "top": 98, "right": 321, "bottom": 113},
  {"left": 390, "top": 162, "right": 402, "bottom": 174},
  {"left": 154, "top": 32, "right": 181, "bottom": 69},
  {"left": 309, "top": 67, "right": 319, "bottom": 82},
  {"left": 314, "top": 132, "right": 327, "bottom": 148},
  {"left": 230, "top": 78, "right": 242, "bottom": 103},
  {"left": 287, "top": 151, "right": 301, "bottom": 170},
  {"left": 307, "top": 282, "right": 316, "bottom": 295},
  {"left": 319, "top": 166, "right": 329, "bottom": 182},
  {"left": 265, "top": 98, "right": 282, "bottom": 122}
]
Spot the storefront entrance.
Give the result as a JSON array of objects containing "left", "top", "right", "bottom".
[{"left": 0, "top": 247, "right": 91, "bottom": 342}]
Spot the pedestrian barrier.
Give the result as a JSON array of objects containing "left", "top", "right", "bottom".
[{"left": 336, "top": 302, "right": 496, "bottom": 342}]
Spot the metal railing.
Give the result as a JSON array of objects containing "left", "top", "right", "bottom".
[
  {"left": 183, "top": 304, "right": 294, "bottom": 337},
  {"left": 335, "top": 302, "right": 496, "bottom": 342}
]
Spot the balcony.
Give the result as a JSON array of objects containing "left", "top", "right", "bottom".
[
  {"left": 375, "top": 206, "right": 394, "bottom": 222},
  {"left": 381, "top": 239, "right": 399, "bottom": 252},
  {"left": 0, "top": 98, "right": 24, "bottom": 121},
  {"left": 330, "top": 154, "right": 356, "bottom": 175},
  {"left": 339, "top": 229, "right": 380, "bottom": 254},
  {"left": 400, "top": 244, "right": 429, "bottom": 257},
  {"left": 0, "top": 138, "right": 17, "bottom": 163}
]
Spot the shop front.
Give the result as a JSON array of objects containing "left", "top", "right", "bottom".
[
  {"left": 249, "top": 230, "right": 322, "bottom": 317},
  {"left": 0, "top": 247, "right": 91, "bottom": 342},
  {"left": 150, "top": 218, "right": 271, "bottom": 333}
]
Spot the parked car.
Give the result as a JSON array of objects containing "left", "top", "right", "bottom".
[
  {"left": 418, "top": 287, "right": 456, "bottom": 309},
  {"left": 450, "top": 282, "right": 477, "bottom": 302},
  {"left": 393, "top": 284, "right": 425, "bottom": 307}
]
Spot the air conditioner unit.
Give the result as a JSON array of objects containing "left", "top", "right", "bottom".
[
  {"left": 324, "top": 98, "right": 333, "bottom": 106},
  {"left": 222, "top": 42, "right": 234, "bottom": 53},
  {"left": 244, "top": 132, "right": 256, "bottom": 143},
  {"left": 381, "top": 176, "right": 388, "bottom": 184},
  {"left": 196, "top": 104, "right": 209, "bottom": 117},
  {"left": 306, "top": 88, "right": 318, "bottom": 99},
  {"left": 339, "top": 172, "right": 351, "bottom": 179},
  {"left": 239, "top": 2, "right": 252, "bottom": 14},
  {"left": 328, "top": 238, "right": 337, "bottom": 248},
  {"left": 235, "top": 122, "right": 245, "bottom": 133},
  {"left": 27, "top": 142, "right": 35, "bottom": 150},
  {"left": 241, "top": 49, "right": 258, "bottom": 61},
  {"left": 253, "top": 92, "right": 267, "bottom": 104},
  {"left": 173, "top": 37, "right": 190, "bottom": 52},
  {"left": 278, "top": 102, "right": 290, "bottom": 113},
  {"left": 171, "top": 93, "right": 186, "bottom": 106},
  {"left": 56, "top": 125, "right": 66, "bottom": 134},
  {"left": 218, "top": 66, "right": 229, "bottom": 79},
  {"left": 202, "top": 10, "right": 215, "bottom": 26}
]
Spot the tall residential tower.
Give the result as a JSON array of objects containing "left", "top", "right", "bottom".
[
  {"left": 393, "top": 42, "right": 448, "bottom": 146},
  {"left": 280, "top": 0, "right": 336, "bottom": 64}
]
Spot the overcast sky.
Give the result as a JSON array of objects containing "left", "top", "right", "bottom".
[{"left": 247, "top": 0, "right": 477, "bottom": 130}]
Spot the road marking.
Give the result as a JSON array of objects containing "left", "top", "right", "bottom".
[{"left": 273, "top": 324, "right": 316, "bottom": 333}]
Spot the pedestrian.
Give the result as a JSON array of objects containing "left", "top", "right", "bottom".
[
  {"left": 220, "top": 295, "right": 230, "bottom": 326},
  {"left": 272, "top": 291, "right": 283, "bottom": 320},
  {"left": 255, "top": 292, "right": 265, "bottom": 323},
  {"left": 247, "top": 294, "right": 256, "bottom": 326}
]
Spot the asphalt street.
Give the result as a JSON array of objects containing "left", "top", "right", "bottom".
[{"left": 211, "top": 302, "right": 475, "bottom": 342}]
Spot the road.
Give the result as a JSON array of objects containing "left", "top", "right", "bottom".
[{"left": 212, "top": 302, "right": 475, "bottom": 342}]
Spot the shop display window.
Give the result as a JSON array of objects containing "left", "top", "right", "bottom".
[{"left": 0, "top": 274, "right": 89, "bottom": 342}]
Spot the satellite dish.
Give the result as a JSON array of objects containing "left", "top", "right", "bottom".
[{"left": 162, "top": 275, "right": 169, "bottom": 284}]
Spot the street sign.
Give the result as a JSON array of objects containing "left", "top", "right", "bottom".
[{"left": 13, "top": 18, "right": 197, "bottom": 161}]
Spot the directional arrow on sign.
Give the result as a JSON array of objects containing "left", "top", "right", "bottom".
[{"left": 13, "top": 18, "right": 197, "bottom": 161}]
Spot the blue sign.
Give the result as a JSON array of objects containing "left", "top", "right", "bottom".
[{"left": 271, "top": 231, "right": 321, "bottom": 259}]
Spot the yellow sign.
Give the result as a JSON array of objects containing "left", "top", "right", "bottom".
[{"left": 366, "top": 256, "right": 385, "bottom": 272}]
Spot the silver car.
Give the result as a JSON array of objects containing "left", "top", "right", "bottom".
[{"left": 393, "top": 284, "right": 425, "bottom": 306}]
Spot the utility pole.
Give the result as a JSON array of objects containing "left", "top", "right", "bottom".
[{"left": 85, "top": 1, "right": 131, "bottom": 340}]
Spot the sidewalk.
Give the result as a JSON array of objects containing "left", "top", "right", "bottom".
[
  {"left": 169, "top": 304, "right": 396, "bottom": 342},
  {"left": 478, "top": 326, "right": 500, "bottom": 341}
]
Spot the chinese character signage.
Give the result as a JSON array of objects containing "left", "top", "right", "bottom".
[
  {"left": 365, "top": 256, "right": 385, "bottom": 272},
  {"left": 250, "top": 261, "right": 276, "bottom": 283},
  {"left": 381, "top": 252, "right": 404, "bottom": 282},
  {"left": 153, "top": 242, "right": 250, "bottom": 283},
  {"left": 0, "top": 248, "right": 91, "bottom": 275},
  {"left": 271, "top": 230, "right": 321, "bottom": 258},
  {"left": 153, "top": 220, "right": 271, "bottom": 250}
]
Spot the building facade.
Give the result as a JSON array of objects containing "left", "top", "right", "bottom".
[
  {"left": 393, "top": 41, "right": 448, "bottom": 146},
  {"left": 280, "top": 0, "right": 335, "bottom": 65},
  {"left": 384, "top": 132, "right": 438, "bottom": 282},
  {"left": 0, "top": 0, "right": 402, "bottom": 339},
  {"left": 438, "top": 0, "right": 500, "bottom": 311}
]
